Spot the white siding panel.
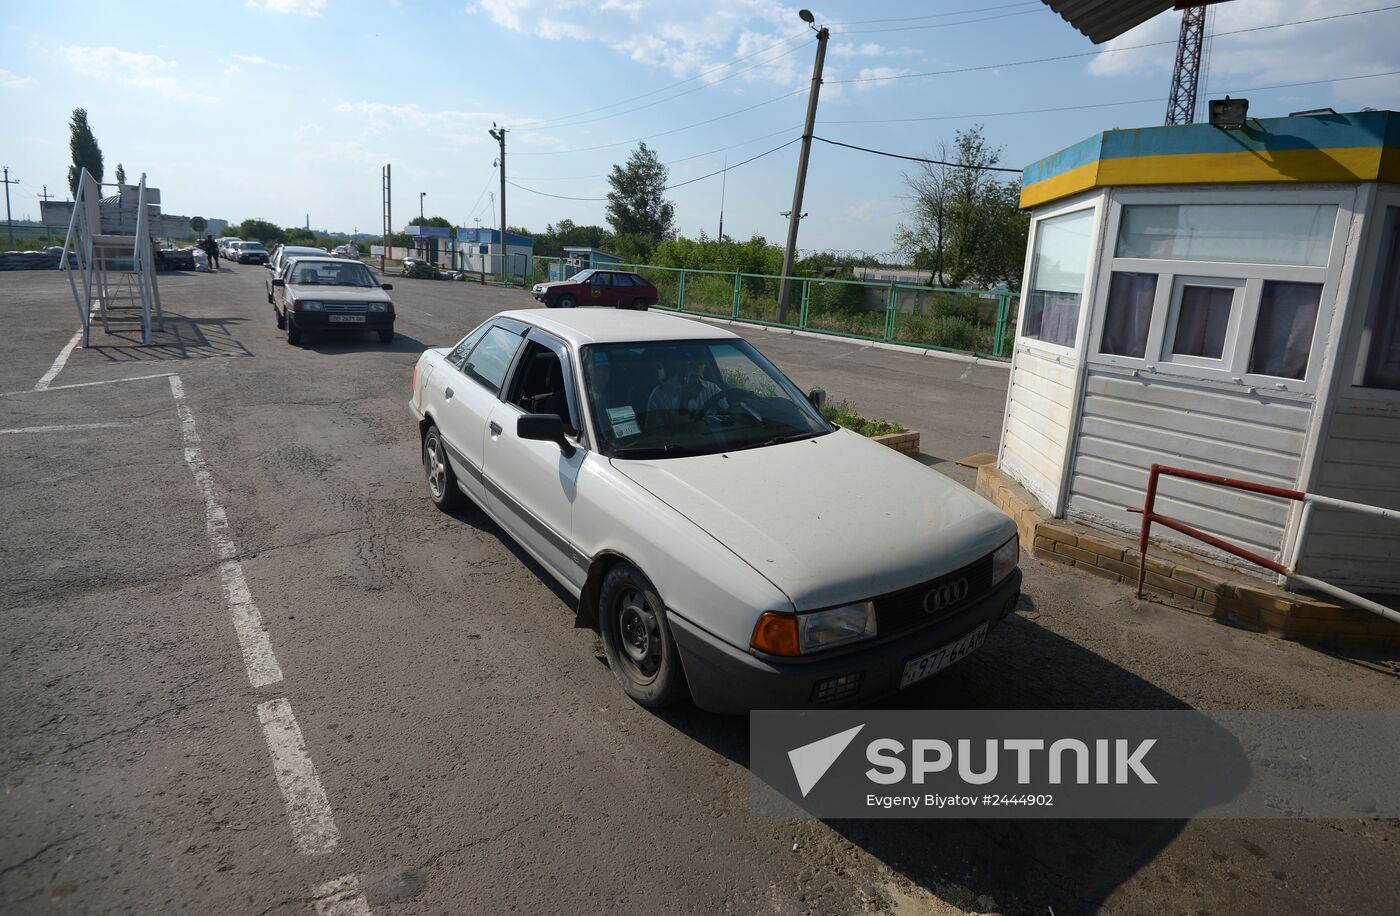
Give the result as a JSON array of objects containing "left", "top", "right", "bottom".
[
  {"left": 1067, "top": 369, "right": 1311, "bottom": 570},
  {"left": 1298, "top": 402, "right": 1400, "bottom": 589},
  {"left": 1001, "top": 348, "right": 1077, "bottom": 510}
]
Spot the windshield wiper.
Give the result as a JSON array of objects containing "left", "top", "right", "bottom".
[
  {"left": 752, "top": 432, "right": 817, "bottom": 448},
  {"left": 611, "top": 444, "right": 707, "bottom": 459}
]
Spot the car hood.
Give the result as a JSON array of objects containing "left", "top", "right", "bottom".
[
  {"left": 611, "top": 428, "right": 1014, "bottom": 610},
  {"left": 533, "top": 280, "right": 575, "bottom": 290},
  {"left": 284, "top": 285, "right": 390, "bottom": 302}
]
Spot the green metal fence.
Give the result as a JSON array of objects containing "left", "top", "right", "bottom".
[{"left": 614, "top": 263, "right": 1015, "bottom": 358}]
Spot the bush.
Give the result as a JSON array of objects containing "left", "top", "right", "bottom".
[
  {"left": 821, "top": 400, "right": 905, "bottom": 437},
  {"left": 930, "top": 294, "right": 978, "bottom": 322}
]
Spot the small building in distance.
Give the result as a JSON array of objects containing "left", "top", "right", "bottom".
[
  {"left": 563, "top": 246, "right": 622, "bottom": 275},
  {"left": 460, "top": 228, "right": 534, "bottom": 278}
]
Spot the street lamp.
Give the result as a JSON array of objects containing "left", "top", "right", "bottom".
[{"left": 419, "top": 192, "right": 426, "bottom": 221}]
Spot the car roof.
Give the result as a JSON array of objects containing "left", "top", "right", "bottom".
[
  {"left": 282, "top": 246, "right": 328, "bottom": 254},
  {"left": 495, "top": 308, "right": 738, "bottom": 346},
  {"left": 286, "top": 256, "right": 360, "bottom": 266}
]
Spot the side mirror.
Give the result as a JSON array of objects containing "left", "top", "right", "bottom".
[
  {"left": 807, "top": 387, "right": 826, "bottom": 411},
  {"left": 271, "top": 278, "right": 285, "bottom": 287},
  {"left": 517, "top": 413, "right": 576, "bottom": 458},
  {"left": 381, "top": 283, "right": 393, "bottom": 290}
]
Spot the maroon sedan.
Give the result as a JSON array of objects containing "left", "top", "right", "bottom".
[{"left": 532, "top": 269, "right": 656, "bottom": 310}]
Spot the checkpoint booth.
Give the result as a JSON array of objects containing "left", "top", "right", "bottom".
[{"left": 996, "top": 110, "right": 1400, "bottom": 593}]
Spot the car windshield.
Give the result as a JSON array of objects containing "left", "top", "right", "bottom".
[
  {"left": 582, "top": 338, "right": 832, "bottom": 459},
  {"left": 291, "top": 262, "right": 378, "bottom": 287},
  {"left": 568, "top": 269, "right": 595, "bottom": 282},
  {"left": 243, "top": 243, "right": 266, "bottom": 251}
]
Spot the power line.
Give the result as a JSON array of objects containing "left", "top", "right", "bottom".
[
  {"left": 513, "top": 124, "right": 802, "bottom": 181},
  {"left": 812, "top": 136, "right": 1024, "bottom": 173},
  {"left": 827, "top": 4, "right": 1400, "bottom": 85},
  {"left": 513, "top": 87, "right": 807, "bottom": 156},
  {"left": 506, "top": 137, "right": 802, "bottom": 202},
  {"left": 506, "top": 29, "right": 810, "bottom": 132},
  {"left": 817, "top": 69, "right": 1400, "bottom": 127},
  {"left": 512, "top": 41, "right": 807, "bottom": 135},
  {"left": 838, "top": 6, "right": 1043, "bottom": 36},
  {"left": 829, "top": 1, "right": 1039, "bottom": 27}
]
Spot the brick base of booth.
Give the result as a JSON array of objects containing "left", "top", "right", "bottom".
[
  {"left": 976, "top": 463, "right": 1400, "bottom": 651},
  {"left": 873, "top": 430, "right": 920, "bottom": 457}
]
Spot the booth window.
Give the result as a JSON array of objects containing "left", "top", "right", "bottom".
[
  {"left": 1250, "top": 281, "right": 1322, "bottom": 380},
  {"left": 1100, "top": 272, "right": 1156, "bottom": 358},
  {"left": 1116, "top": 203, "right": 1335, "bottom": 267},
  {"left": 1023, "top": 208, "right": 1095, "bottom": 349},
  {"left": 1171, "top": 284, "right": 1235, "bottom": 360},
  {"left": 1362, "top": 208, "right": 1400, "bottom": 389}
]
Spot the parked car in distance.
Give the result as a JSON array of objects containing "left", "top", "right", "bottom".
[
  {"left": 409, "top": 309, "right": 1020, "bottom": 713},
  {"left": 271, "top": 256, "right": 394, "bottom": 345},
  {"left": 236, "top": 241, "right": 269, "bottom": 264},
  {"left": 331, "top": 243, "right": 360, "bottom": 259},
  {"left": 532, "top": 269, "right": 657, "bottom": 310},
  {"left": 265, "top": 244, "right": 330, "bottom": 301},
  {"left": 219, "top": 237, "right": 241, "bottom": 259}
]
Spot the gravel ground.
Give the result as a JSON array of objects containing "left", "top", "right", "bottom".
[{"left": 1, "top": 266, "right": 1397, "bottom": 916}]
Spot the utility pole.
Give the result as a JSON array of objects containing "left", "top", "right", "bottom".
[
  {"left": 776, "top": 11, "right": 829, "bottom": 324},
  {"left": 489, "top": 124, "right": 507, "bottom": 282},
  {"left": 419, "top": 192, "right": 426, "bottom": 222},
  {"left": 381, "top": 163, "right": 392, "bottom": 271},
  {"left": 718, "top": 155, "right": 727, "bottom": 241},
  {"left": 2, "top": 167, "right": 18, "bottom": 246},
  {"left": 39, "top": 185, "right": 53, "bottom": 202}
]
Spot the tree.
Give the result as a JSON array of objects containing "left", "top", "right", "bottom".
[
  {"left": 409, "top": 215, "right": 453, "bottom": 229},
  {"left": 238, "top": 218, "right": 285, "bottom": 244},
  {"left": 114, "top": 163, "right": 127, "bottom": 185},
  {"left": 895, "top": 125, "right": 1029, "bottom": 290},
  {"left": 67, "top": 108, "right": 104, "bottom": 197},
  {"left": 606, "top": 142, "right": 675, "bottom": 245}
]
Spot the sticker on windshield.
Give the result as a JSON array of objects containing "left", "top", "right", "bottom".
[{"left": 607, "top": 406, "right": 640, "bottom": 438}]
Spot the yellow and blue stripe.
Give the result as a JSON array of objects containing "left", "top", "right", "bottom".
[{"left": 1020, "top": 110, "right": 1400, "bottom": 209}]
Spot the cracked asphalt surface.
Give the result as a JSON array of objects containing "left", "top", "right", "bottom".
[{"left": 2, "top": 266, "right": 1398, "bottom": 915}]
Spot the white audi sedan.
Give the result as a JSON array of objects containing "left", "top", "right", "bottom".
[{"left": 410, "top": 310, "right": 1020, "bottom": 713}]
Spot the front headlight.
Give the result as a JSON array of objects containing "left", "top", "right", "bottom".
[
  {"left": 368, "top": 301, "right": 389, "bottom": 312},
  {"left": 991, "top": 533, "right": 1019, "bottom": 585},
  {"left": 299, "top": 300, "right": 324, "bottom": 311},
  {"left": 798, "top": 601, "right": 877, "bottom": 652}
]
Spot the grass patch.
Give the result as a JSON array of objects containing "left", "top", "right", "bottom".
[{"left": 821, "top": 400, "right": 906, "bottom": 437}]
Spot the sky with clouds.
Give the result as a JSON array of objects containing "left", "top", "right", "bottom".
[{"left": 1, "top": 0, "right": 1397, "bottom": 254}]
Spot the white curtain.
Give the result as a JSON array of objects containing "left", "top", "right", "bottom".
[
  {"left": 1100, "top": 272, "right": 1156, "bottom": 358},
  {"left": 1250, "top": 281, "right": 1321, "bottom": 379}
]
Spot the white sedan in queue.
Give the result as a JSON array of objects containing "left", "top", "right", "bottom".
[{"left": 409, "top": 310, "right": 1020, "bottom": 713}]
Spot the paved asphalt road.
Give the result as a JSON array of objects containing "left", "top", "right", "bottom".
[{"left": 2, "top": 266, "right": 1398, "bottom": 915}]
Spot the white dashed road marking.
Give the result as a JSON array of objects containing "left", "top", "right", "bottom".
[
  {"left": 32, "top": 330, "right": 82, "bottom": 391},
  {"left": 0, "top": 422, "right": 132, "bottom": 435},
  {"left": 257, "top": 698, "right": 344, "bottom": 856},
  {"left": 313, "top": 875, "right": 373, "bottom": 916},
  {"left": 169, "top": 375, "right": 284, "bottom": 688}
]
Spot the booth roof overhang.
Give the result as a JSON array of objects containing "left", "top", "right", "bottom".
[{"left": 1019, "top": 109, "right": 1400, "bottom": 210}]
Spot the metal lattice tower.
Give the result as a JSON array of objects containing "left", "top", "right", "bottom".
[{"left": 1165, "top": 4, "right": 1207, "bottom": 125}]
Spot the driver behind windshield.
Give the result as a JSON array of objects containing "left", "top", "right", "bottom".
[{"left": 645, "top": 354, "right": 722, "bottom": 429}]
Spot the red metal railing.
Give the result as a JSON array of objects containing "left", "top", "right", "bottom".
[{"left": 1135, "top": 464, "right": 1400, "bottom": 625}]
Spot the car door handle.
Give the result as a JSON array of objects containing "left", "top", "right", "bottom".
[
  {"left": 444, "top": 387, "right": 454, "bottom": 400},
  {"left": 489, "top": 421, "right": 503, "bottom": 436}
]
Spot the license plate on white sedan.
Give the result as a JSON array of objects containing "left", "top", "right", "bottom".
[
  {"left": 328, "top": 315, "right": 365, "bottom": 323},
  {"left": 900, "top": 623, "right": 988, "bottom": 689}
]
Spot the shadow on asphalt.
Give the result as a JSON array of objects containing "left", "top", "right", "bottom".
[
  {"left": 298, "top": 329, "right": 432, "bottom": 354},
  {"left": 85, "top": 313, "right": 255, "bottom": 362},
  {"left": 652, "top": 612, "right": 1194, "bottom": 916}
]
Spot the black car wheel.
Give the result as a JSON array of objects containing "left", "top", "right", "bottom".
[
  {"left": 286, "top": 316, "right": 302, "bottom": 346},
  {"left": 631, "top": 298, "right": 649, "bottom": 311},
  {"left": 598, "top": 562, "right": 687, "bottom": 708},
  {"left": 557, "top": 294, "right": 576, "bottom": 309},
  {"left": 275, "top": 306, "right": 285, "bottom": 330}
]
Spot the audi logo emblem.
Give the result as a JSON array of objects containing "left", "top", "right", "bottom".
[{"left": 924, "top": 578, "right": 970, "bottom": 613}]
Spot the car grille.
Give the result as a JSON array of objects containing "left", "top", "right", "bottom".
[
  {"left": 872, "top": 554, "right": 994, "bottom": 637},
  {"left": 323, "top": 302, "right": 368, "bottom": 313}
]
